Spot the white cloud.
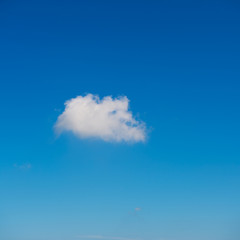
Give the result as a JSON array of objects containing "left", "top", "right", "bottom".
[
  {"left": 55, "top": 94, "right": 146, "bottom": 143},
  {"left": 13, "top": 163, "right": 32, "bottom": 170}
]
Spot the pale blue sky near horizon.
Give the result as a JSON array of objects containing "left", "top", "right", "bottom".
[{"left": 0, "top": 1, "right": 240, "bottom": 240}]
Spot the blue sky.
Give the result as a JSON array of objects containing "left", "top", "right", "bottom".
[{"left": 0, "top": 1, "right": 240, "bottom": 240}]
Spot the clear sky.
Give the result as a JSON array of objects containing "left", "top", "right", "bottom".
[{"left": 0, "top": 1, "right": 240, "bottom": 240}]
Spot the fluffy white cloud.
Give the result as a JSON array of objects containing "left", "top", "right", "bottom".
[{"left": 55, "top": 94, "right": 146, "bottom": 143}]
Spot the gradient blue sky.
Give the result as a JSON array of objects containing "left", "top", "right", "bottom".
[{"left": 1, "top": 1, "right": 240, "bottom": 240}]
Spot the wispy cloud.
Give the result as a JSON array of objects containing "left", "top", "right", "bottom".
[
  {"left": 134, "top": 207, "right": 141, "bottom": 212},
  {"left": 14, "top": 163, "right": 32, "bottom": 170},
  {"left": 55, "top": 94, "right": 146, "bottom": 143},
  {"left": 77, "top": 235, "right": 140, "bottom": 240}
]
